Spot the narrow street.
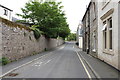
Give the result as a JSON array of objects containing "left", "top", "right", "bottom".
[
  {"left": 2, "top": 42, "right": 96, "bottom": 78},
  {"left": 1, "top": 0, "right": 120, "bottom": 80}
]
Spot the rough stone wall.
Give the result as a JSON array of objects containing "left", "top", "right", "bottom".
[
  {"left": 0, "top": 18, "right": 64, "bottom": 61},
  {"left": 82, "top": 16, "right": 87, "bottom": 52},
  {"left": 89, "top": 1, "right": 98, "bottom": 57}
]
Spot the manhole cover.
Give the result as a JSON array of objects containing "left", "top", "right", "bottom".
[{"left": 6, "top": 73, "right": 19, "bottom": 77}]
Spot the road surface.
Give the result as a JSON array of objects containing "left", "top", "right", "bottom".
[{"left": 3, "top": 42, "right": 96, "bottom": 79}]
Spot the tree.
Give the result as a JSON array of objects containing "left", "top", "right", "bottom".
[
  {"left": 66, "top": 33, "right": 76, "bottom": 41},
  {"left": 17, "top": 0, "right": 70, "bottom": 39}
]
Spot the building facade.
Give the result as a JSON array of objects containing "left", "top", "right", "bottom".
[
  {"left": 98, "top": 0, "right": 120, "bottom": 70},
  {"left": 77, "top": 22, "right": 83, "bottom": 49},
  {"left": 81, "top": 0, "right": 120, "bottom": 70},
  {"left": 82, "top": 0, "right": 98, "bottom": 56},
  {"left": 89, "top": 1, "right": 98, "bottom": 57},
  {"left": 0, "top": 5, "right": 13, "bottom": 21},
  {"left": 82, "top": 8, "right": 90, "bottom": 52}
]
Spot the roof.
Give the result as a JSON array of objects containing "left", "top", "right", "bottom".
[
  {"left": 82, "top": 1, "right": 91, "bottom": 21},
  {"left": 0, "top": 4, "right": 13, "bottom": 11}
]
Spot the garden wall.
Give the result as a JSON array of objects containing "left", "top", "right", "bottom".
[{"left": 0, "top": 17, "right": 64, "bottom": 61}]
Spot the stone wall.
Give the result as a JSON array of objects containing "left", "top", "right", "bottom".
[
  {"left": 89, "top": 1, "right": 98, "bottom": 57},
  {"left": 0, "top": 18, "right": 64, "bottom": 61}
]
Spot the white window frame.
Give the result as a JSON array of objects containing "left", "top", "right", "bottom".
[
  {"left": 103, "top": 21, "right": 107, "bottom": 50},
  {"left": 108, "top": 18, "right": 112, "bottom": 50},
  {"left": 102, "top": 15, "right": 114, "bottom": 55}
]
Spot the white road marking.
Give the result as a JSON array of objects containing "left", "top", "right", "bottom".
[
  {"left": 0, "top": 45, "right": 65, "bottom": 78},
  {"left": 33, "top": 62, "right": 43, "bottom": 67},
  {"left": 79, "top": 53, "right": 101, "bottom": 79},
  {"left": 44, "top": 60, "right": 51, "bottom": 64},
  {"left": 75, "top": 51, "right": 92, "bottom": 80}
]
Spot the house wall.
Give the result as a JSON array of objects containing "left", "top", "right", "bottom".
[
  {"left": 0, "top": 18, "right": 64, "bottom": 61},
  {"left": 82, "top": 16, "right": 87, "bottom": 51},
  {"left": 79, "top": 37, "right": 83, "bottom": 49},
  {"left": 118, "top": 1, "right": 120, "bottom": 70},
  {"left": 83, "top": 8, "right": 91, "bottom": 53},
  {"left": 98, "top": 0, "right": 119, "bottom": 70},
  {"left": 89, "top": 1, "right": 98, "bottom": 57},
  {"left": 0, "top": 6, "right": 12, "bottom": 21},
  {"left": 76, "top": 24, "right": 83, "bottom": 49},
  {"left": 76, "top": 27, "right": 79, "bottom": 43}
]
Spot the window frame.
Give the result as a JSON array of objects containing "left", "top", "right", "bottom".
[
  {"left": 93, "top": 2, "right": 96, "bottom": 21},
  {"left": 102, "top": 15, "right": 114, "bottom": 55},
  {"left": 103, "top": 21, "right": 107, "bottom": 49},
  {"left": 108, "top": 17, "right": 112, "bottom": 50},
  {"left": 92, "top": 31, "right": 97, "bottom": 52}
]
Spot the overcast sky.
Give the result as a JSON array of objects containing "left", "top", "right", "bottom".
[{"left": 1, "top": 0, "right": 90, "bottom": 33}]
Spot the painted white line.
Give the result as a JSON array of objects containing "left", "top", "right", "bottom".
[
  {"left": 0, "top": 53, "right": 48, "bottom": 78},
  {"left": 44, "top": 60, "right": 51, "bottom": 65},
  {"left": 33, "top": 62, "right": 43, "bottom": 66},
  {"left": 75, "top": 51, "right": 92, "bottom": 80},
  {"left": 0, "top": 45, "right": 65, "bottom": 78},
  {"left": 79, "top": 53, "right": 101, "bottom": 79}
]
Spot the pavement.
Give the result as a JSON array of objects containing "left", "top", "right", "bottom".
[
  {"left": 0, "top": 42, "right": 120, "bottom": 80},
  {"left": 77, "top": 49, "right": 120, "bottom": 79}
]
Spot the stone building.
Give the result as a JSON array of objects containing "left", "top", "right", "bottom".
[
  {"left": 0, "top": 4, "right": 13, "bottom": 21},
  {"left": 82, "top": 0, "right": 98, "bottom": 56},
  {"left": 81, "top": 0, "right": 120, "bottom": 70},
  {"left": 89, "top": 0, "right": 98, "bottom": 57},
  {"left": 82, "top": 5, "right": 90, "bottom": 52},
  {"left": 98, "top": 0, "right": 120, "bottom": 70}
]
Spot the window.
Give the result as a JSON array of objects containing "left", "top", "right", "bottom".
[
  {"left": 102, "top": 17, "right": 113, "bottom": 51},
  {"left": 108, "top": 18, "right": 112, "bottom": 49},
  {"left": 4, "top": 9, "right": 8, "bottom": 16},
  {"left": 92, "top": 31, "right": 96, "bottom": 52},
  {"left": 93, "top": 2, "right": 96, "bottom": 20},
  {"left": 103, "top": 21, "right": 107, "bottom": 49}
]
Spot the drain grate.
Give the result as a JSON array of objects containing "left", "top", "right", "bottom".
[{"left": 6, "top": 73, "right": 19, "bottom": 77}]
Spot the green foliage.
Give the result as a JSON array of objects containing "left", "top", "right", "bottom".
[
  {"left": 30, "top": 25, "right": 43, "bottom": 40},
  {"left": 0, "top": 57, "right": 9, "bottom": 65},
  {"left": 59, "top": 26, "right": 70, "bottom": 39},
  {"left": 17, "top": 0, "right": 70, "bottom": 39},
  {"left": 66, "top": 33, "right": 76, "bottom": 41}
]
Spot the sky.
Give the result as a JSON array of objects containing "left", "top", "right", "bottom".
[{"left": 1, "top": 0, "right": 90, "bottom": 33}]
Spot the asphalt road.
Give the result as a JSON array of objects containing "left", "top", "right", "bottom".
[{"left": 3, "top": 42, "right": 95, "bottom": 78}]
